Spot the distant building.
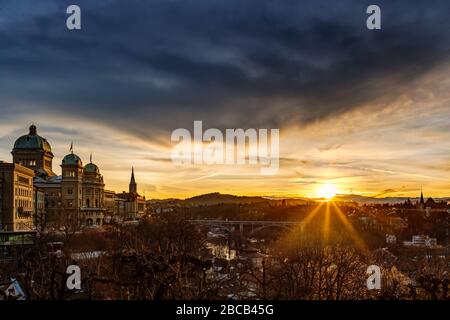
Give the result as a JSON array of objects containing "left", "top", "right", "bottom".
[
  {"left": 31, "top": 144, "right": 107, "bottom": 227},
  {"left": 0, "top": 162, "right": 36, "bottom": 231},
  {"left": 116, "top": 168, "right": 146, "bottom": 220},
  {"left": 386, "top": 234, "right": 397, "bottom": 245},
  {"left": 403, "top": 235, "right": 437, "bottom": 248},
  {"left": 3, "top": 125, "right": 147, "bottom": 230},
  {"left": 104, "top": 189, "right": 116, "bottom": 217}
]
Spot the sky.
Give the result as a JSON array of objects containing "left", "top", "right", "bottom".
[{"left": 0, "top": 0, "right": 449, "bottom": 199}]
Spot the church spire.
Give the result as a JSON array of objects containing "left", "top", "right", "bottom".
[
  {"left": 129, "top": 167, "right": 137, "bottom": 193},
  {"left": 420, "top": 187, "right": 425, "bottom": 205}
]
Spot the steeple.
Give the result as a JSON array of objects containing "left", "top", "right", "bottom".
[
  {"left": 129, "top": 167, "right": 137, "bottom": 193},
  {"left": 420, "top": 188, "right": 425, "bottom": 205}
]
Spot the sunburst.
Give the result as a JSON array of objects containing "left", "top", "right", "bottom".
[{"left": 316, "top": 183, "right": 337, "bottom": 200}]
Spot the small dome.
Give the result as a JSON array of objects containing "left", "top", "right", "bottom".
[
  {"left": 84, "top": 163, "right": 99, "bottom": 173},
  {"left": 13, "top": 125, "right": 52, "bottom": 152},
  {"left": 62, "top": 153, "right": 82, "bottom": 166}
]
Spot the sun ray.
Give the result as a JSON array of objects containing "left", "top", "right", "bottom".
[
  {"left": 331, "top": 202, "right": 369, "bottom": 253},
  {"left": 323, "top": 202, "right": 331, "bottom": 243},
  {"left": 301, "top": 201, "right": 325, "bottom": 228}
]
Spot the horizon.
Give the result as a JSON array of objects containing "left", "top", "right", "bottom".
[{"left": 2, "top": 122, "right": 450, "bottom": 200}]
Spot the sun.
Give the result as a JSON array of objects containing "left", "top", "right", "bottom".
[{"left": 316, "top": 183, "right": 337, "bottom": 200}]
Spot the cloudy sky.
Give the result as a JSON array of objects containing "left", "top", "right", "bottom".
[{"left": 0, "top": 0, "right": 449, "bottom": 198}]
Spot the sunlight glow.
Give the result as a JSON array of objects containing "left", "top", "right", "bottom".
[{"left": 316, "top": 183, "right": 337, "bottom": 199}]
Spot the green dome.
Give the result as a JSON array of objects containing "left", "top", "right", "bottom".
[
  {"left": 62, "top": 153, "right": 82, "bottom": 166},
  {"left": 84, "top": 163, "right": 99, "bottom": 173},
  {"left": 13, "top": 125, "right": 52, "bottom": 152}
]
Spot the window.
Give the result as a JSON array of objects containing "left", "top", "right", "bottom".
[
  {"left": 67, "top": 189, "right": 73, "bottom": 195},
  {"left": 18, "top": 176, "right": 30, "bottom": 185},
  {"left": 65, "top": 171, "right": 75, "bottom": 177}
]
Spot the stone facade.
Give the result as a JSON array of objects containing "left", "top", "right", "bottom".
[{"left": 0, "top": 162, "right": 36, "bottom": 231}]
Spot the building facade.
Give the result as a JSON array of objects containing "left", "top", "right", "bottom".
[
  {"left": 0, "top": 162, "right": 36, "bottom": 231},
  {"left": 1, "top": 125, "right": 146, "bottom": 231},
  {"left": 116, "top": 167, "right": 146, "bottom": 220}
]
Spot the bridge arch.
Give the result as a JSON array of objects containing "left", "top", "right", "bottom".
[{"left": 248, "top": 224, "right": 294, "bottom": 236}]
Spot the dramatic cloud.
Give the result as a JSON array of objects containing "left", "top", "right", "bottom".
[{"left": 1, "top": 0, "right": 449, "bottom": 134}]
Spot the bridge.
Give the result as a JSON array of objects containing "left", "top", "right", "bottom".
[{"left": 188, "top": 219, "right": 304, "bottom": 236}]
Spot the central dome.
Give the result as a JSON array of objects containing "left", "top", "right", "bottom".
[
  {"left": 13, "top": 125, "right": 52, "bottom": 153},
  {"left": 62, "top": 153, "right": 82, "bottom": 166}
]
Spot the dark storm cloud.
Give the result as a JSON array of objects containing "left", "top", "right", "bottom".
[{"left": 0, "top": 0, "right": 449, "bottom": 137}]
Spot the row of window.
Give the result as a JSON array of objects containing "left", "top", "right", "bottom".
[
  {"left": 17, "top": 159, "right": 36, "bottom": 166},
  {"left": 86, "top": 218, "right": 102, "bottom": 226},
  {"left": 83, "top": 188, "right": 101, "bottom": 195},
  {"left": 85, "top": 199, "right": 100, "bottom": 207},
  {"left": 15, "top": 199, "right": 32, "bottom": 210},
  {"left": 15, "top": 187, "right": 32, "bottom": 197},
  {"left": 17, "top": 159, "right": 52, "bottom": 168},
  {"left": 64, "top": 171, "right": 76, "bottom": 177},
  {"left": 66, "top": 188, "right": 101, "bottom": 195},
  {"left": 47, "top": 199, "right": 102, "bottom": 208},
  {"left": 17, "top": 175, "right": 31, "bottom": 185},
  {"left": 47, "top": 189, "right": 102, "bottom": 196},
  {"left": 65, "top": 188, "right": 82, "bottom": 196},
  {"left": 85, "top": 211, "right": 102, "bottom": 217}
]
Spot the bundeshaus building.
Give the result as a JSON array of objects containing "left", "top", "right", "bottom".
[{"left": 0, "top": 125, "right": 145, "bottom": 232}]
